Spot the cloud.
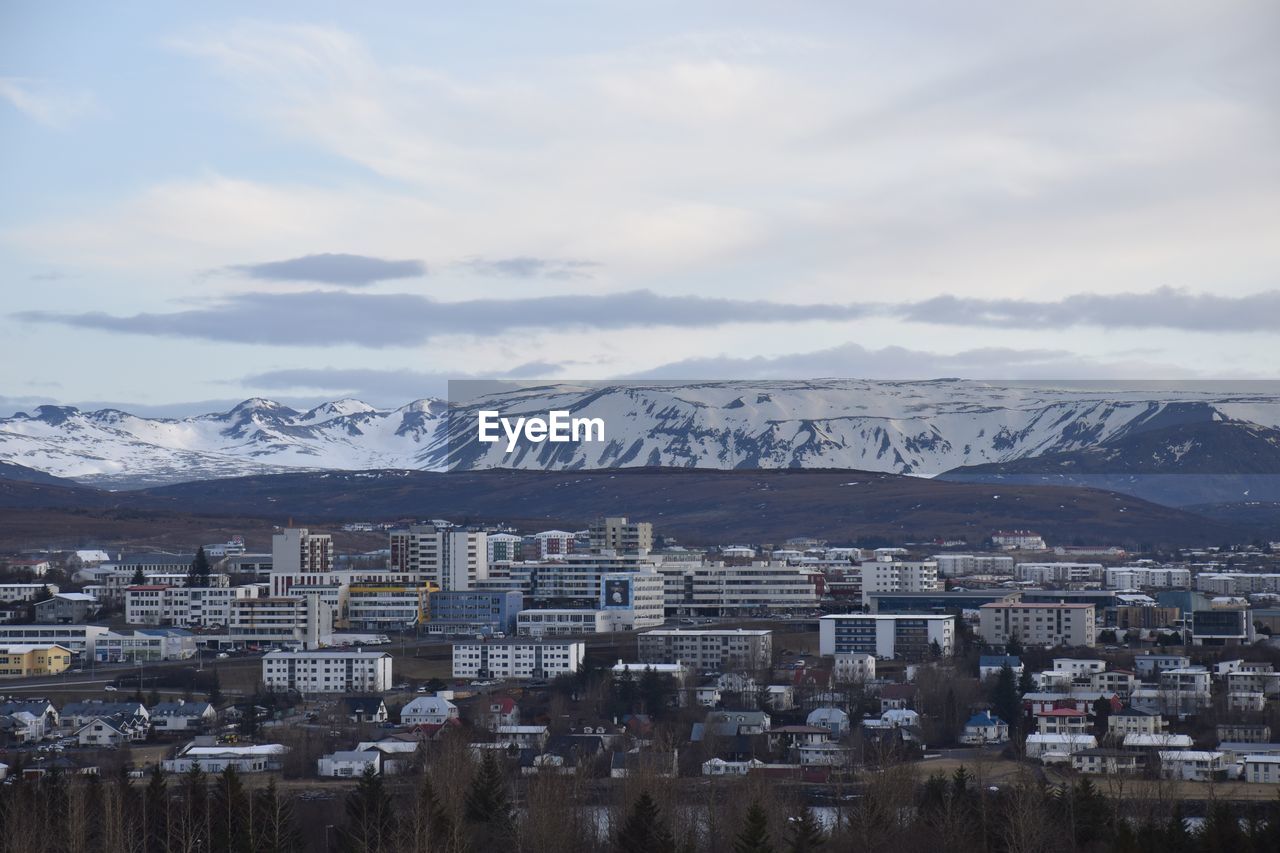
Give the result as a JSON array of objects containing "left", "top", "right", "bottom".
[
  {"left": 0, "top": 77, "right": 98, "bottom": 127},
  {"left": 242, "top": 362, "right": 565, "bottom": 400},
  {"left": 896, "top": 287, "right": 1280, "bottom": 332},
  {"left": 460, "top": 257, "right": 600, "bottom": 280},
  {"left": 16, "top": 289, "right": 870, "bottom": 347},
  {"left": 226, "top": 253, "right": 426, "bottom": 286},
  {"left": 628, "top": 341, "right": 1191, "bottom": 380}
]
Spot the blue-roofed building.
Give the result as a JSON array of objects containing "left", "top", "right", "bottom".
[
  {"left": 960, "top": 711, "right": 1009, "bottom": 744},
  {"left": 979, "top": 655, "right": 1023, "bottom": 680}
]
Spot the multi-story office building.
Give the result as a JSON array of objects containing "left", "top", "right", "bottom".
[
  {"left": 978, "top": 601, "right": 1097, "bottom": 647},
  {"left": 933, "top": 554, "right": 1014, "bottom": 577},
  {"left": 657, "top": 561, "right": 818, "bottom": 616},
  {"left": 638, "top": 628, "right": 773, "bottom": 672},
  {"left": 451, "top": 638, "right": 584, "bottom": 680},
  {"left": 229, "top": 597, "right": 332, "bottom": 648},
  {"left": 589, "top": 517, "right": 653, "bottom": 554},
  {"left": 1014, "top": 563, "right": 1104, "bottom": 585},
  {"left": 866, "top": 589, "right": 1015, "bottom": 615},
  {"left": 94, "top": 628, "right": 198, "bottom": 662},
  {"left": 389, "top": 525, "right": 488, "bottom": 590},
  {"left": 1190, "top": 605, "right": 1254, "bottom": 646},
  {"left": 0, "top": 583, "right": 58, "bottom": 603},
  {"left": 818, "top": 615, "right": 954, "bottom": 660},
  {"left": 529, "top": 530, "right": 575, "bottom": 559},
  {"left": 125, "top": 584, "right": 258, "bottom": 627},
  {"left": 859, "top": 561, "right": 940, "bottom": 604},
  {"left": 345, "top": 583, "right": 434, "bottom": 631},
  {"left": 506, "top": 553, "right": 662, "bottom": 602},
  {"left": 271, "top": 528, "right": 334, "bottom": 576},
  {"left": 426, "top": 590, "right": 523, "bottom": 635},
  {"left": 262, "top": 650, "right": 392, "bottom": 693},
  {"left": 517, "top": 609, "right": 612, "bottom": 637},
  {"left": 0, "top": 624, "right": 109, "bottom": 655}
]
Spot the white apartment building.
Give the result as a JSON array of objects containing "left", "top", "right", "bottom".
[
  {"left": 271, "top": 528, "right": 334, "bottom": 575},
  {"left": 125, "top": 584, "right": 258, "bottom": 627},
  {"left": 451, "top": 639, "right": 584, "bottom": 680},
  {"left": 588, "top": 517, "right": 653, "bottom": 554},
  {"left": 978, "top": 601, "right": 1096, "bottom": 648},
  {"left": 657, "top": 561, "right": 818, "bottom": 616},
  {"left": 638, "top": 628, "right": 773, "bottom": 672},
  {"left": 487, "top": 533, "right": 523, "bottom": 564},
  {"left": 229, "top": 596, "right": 332, "bottom": 649},
  {"left": 1158, "top": 750, "right": 1226, "bottom": 781},
  {"left": 860, "top": 561, "right": 940, "bottom": 604},
  {"left": 933, "top": 554, "right": 1014, "bottom": 577},
  {"left": 0, "top": 584, "right": 57, "bottom": 603},
  {"left": 833, "top": 652, "right": 876, "bottom": 683},
  {"left": 992, "top": 530, "right": 1047, "bottom": 550},
  {"left": 530, "top": 530, "right": 575, "bottom": 559},
  {"left": 819, "top": 614, "right": 954, "bottom": 660},
  {"left": 1014, "top": 563, "right": 1104, "bottom": 585},
  {"left": 1104, "top": 566, "right": 1191, "bottom": 590},
  {"left": 1243, "top": 755, "right": 1280, "bottom": 784},
  {"left": 389, "top": 525, "right": 488, "bottom": 590},
  {"left": 0, "top": 624, "right": 109, "bottom": 655},
  {"left": 1196, "top": 573, "right": 1280, "bottom": 596},
  {"left": 262, "top": 649, "right": 393, "bottom": 693}
]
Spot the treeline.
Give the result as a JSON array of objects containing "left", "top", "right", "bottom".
[{"left": 2, "top": 755, "right": 1280, "bottom": 853}]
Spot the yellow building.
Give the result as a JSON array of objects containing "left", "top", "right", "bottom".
[
  {"left": 346, "top": 583, "right": 437, "bottom": 631},
  {"left": 0, "top": 644, "right": 73, "bottom": 677}
]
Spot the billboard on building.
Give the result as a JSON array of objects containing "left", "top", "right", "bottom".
[{"left": 602, "top": 576, "right": 632, "bottom": 609}]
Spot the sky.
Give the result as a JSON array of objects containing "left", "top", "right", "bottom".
[{"left": 2, "top": 1, "right": 1278, "bottom": 415}]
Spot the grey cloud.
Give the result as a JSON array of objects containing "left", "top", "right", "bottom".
[
  {"left": 243, "top": 363, "right": 566, "bottom": 401},
  {"left": 460, "top": 256, "right": 601, "bottom": 279},
  {"left": 16, "top": 290, "right": 869, "bottom": 347},
  {"left": 226, "top": 253, "right": 426, "bottom": 286},
  {"left": 896, "top": 288, "right": 1280, "bottom": 332}
]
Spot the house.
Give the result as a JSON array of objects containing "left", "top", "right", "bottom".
[
  {"left": 61, "top": 701, "right": 149, "bottom": 732},
  {"left": 1134, "top": 654, "right": 1190, "bottom": 681},
  {"left": 879, "top": 684, "right": 917, "bottom": 712},
  {"left": 1024, "top": 733, "right": 1097, "bottom": 759},
  {"left": 798, "top": 742, "right": 851, "bottom": 766},
  {"left": 702, "top": 757, "right": 763, "bottom": 776},
  {"left": 610, "top": 749, "right": 677, "bottom": 779},
  {"left": 400, "top": 696, "right": 458, "bottom": 727},
  {"left": 33, "top": 593, "right": 99, "bottom": 624},
  {"left": 1243, "top": 754, "right": 1280, "bottom": 784},
  {"left": 979, "top": 655, "right": 1023, "bottom": 680},
  {"left": 338, "top": 696, "right": 388, "bottom": 724},
  {"left": 1035, "top": 708, "right": 1089, "bottom": 736},
  {"left": 356, "top": 735, "right": 424, "bottom": 775},
  {"left": 833, "top": 652, "right": 876, "bottom": 683},
  {"left": 699, "top": 710, "right": 771, "bottom": 738},
  {"left": 1071, "top": 748, "right": 1147, "bottom": 776},
  {"left": 763, "top": 685, "right": 796, "bottom": 711},
  {"left": 960, "top": 712, "right": 1009, "bottom": 745},
  {"left": 495, "top": 725, "right": 549, "bottom": 750},
  {"left": 0, "top": 711, "right": 46, "bottom": 743},
  {"left": 0, "top": 699, "right": 59, "bottom": 730},
  {"left": 1108, "top": 707, "right": 1166, "bottom": 738},
  {"left": 163, "top": 739, "right": 288, "bottom": 773},
  {"left": 318, "top": 750, "right": 381, "bottom": 778},
  {"left": 767, "top": 725, "right": 831, "bottom": 752},
  {"left": 477, "top": 696, "right": 519, "bottom": 730},
  {"left": 1158, "top": 750, "right": 1226, "bottom": 781},
  {"left": 77, "top": 717, "right": 129, "bottom": 748},
  {"left": 1228, "top": 692, "right": 1266, "bottom": 713},
  {"left": 695, "top": 685, "right": 722, "bottom": 707},
  {"left": 806, "top": 707, "right": 850, "bottom": 737},
  {"left": 1124, "top": 733, "right": 1193, "bottom": 752},
  {"left": 1217, "top": 723, "right": 1272, "bottom": 743},
  {"left": 149, "top": 701, "right": 217, "bottom": 733},
  {"left": 1091, "top": 670, "right": 1136, "bottom": 697}
]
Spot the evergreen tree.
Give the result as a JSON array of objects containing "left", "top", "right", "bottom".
[
  {"left": 1164, "top": 804, "right": 1194, "bottom": 853},
  {"left": 211, "top": 766, "right": 251, "bottom": 853},
  {"left": 1005, "top": 633, "right": 1024, "bottom": 657},
  {"left": 144, "top": 764, "right": 170, "bottom": 853},
  {"left": 615, "top": 792, "right": 676, "bottom": 853},
  {"left": 132, "top": 565, "right": 147, "bottom": 585},
  {"left": 785, "top": 808, "right": 826, "bottom": 853},
  {"left": 1017, "top": 666, "right": 1034, "bottom": 696},
  {"left": 464, "top": 750, "right": 513, "bottom": 845},
  {"left": 735, "top": 802, "right": 774, "bottom": 853},
  {"left": 238, "top": 703, "right": 260, "bottom": 739},
  {"left": 180, "top": 763, "right": 209, "bottom": 852},
  {"left": 339, "top": 765, "right": 398, "bottom": 853},
  {"left": 188, "top": 546, "right": 212, "bottom": 588},
  {"left": 991, "top": 664, "right": 1021, "bottom": 735},
  {"left": 1091, "top": 696, "right": 1112, "bottom": 737},
  {"left": 149, "top": 687, "right": 161, "bottom": 707},
  {"left": 403, "top": 774, "right": 455, "bottom": 853},
  {"left": 254, "top": 778, "right": 304, "bottom": 853},
  {"left": 1197, "top": 799, "right": 1243, "bottom": 853},
  {"left": 208, "top": 667, "right": 223, "bottom": 706}
]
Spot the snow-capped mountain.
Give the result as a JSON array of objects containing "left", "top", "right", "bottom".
[{"left": 5, "top": 380, "right": 1280, "bottom": 487}]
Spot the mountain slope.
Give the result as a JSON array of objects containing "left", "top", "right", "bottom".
[{"left": 6, "top": 381, "right": 1280, "bottom": 487}]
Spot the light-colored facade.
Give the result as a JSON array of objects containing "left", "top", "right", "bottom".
[
  {"left": 346, "top": 583, "right": 434, "bottom": 630},
  {"left": 230, "top": 596, "right": 332, "bottom": 648},
  {"left": 261, "top": 649, "right": 392, "bottom": 693},
  {"left": 819, "top": 614, "right": 955, "bottom": 660},
  {"left": 859, "top": 561, "right": 940, "bottom": 604},
  {"left": 833, "top": 652, "right": 876, "bottom": 683},
  {"left": 638, "top": 628, "right": 773, "bottom": 672},
  {"left": 933, "top": 554, "right": 1014, "bottom": 577},
  {"left": 389, "top": 525, "right": 488, "bottom": 591},
  {"left": 125, "top": 584, "right": 257, "bottom": 627},
  {"left": 0, "top": 583, "right": 57, "bottom": 603},
  {"left": 0, "top": 644, "right": 72, "bottom": 677},
  {"left": 978, "top": 601, "right": 1096, "bottom": 648},
  {"left": 1014, "top": 563, "right": 1103, "bottom": 585},
  {"left": 1105, "top": 567, "right": 1191, "bottom": 589},
  {"left": 656, "top": 561, "right": 818, "bottom": 616},
  {"left": 0, "top": 624, "right": 108, "bottom": 655},
  {"left": 1158, "top": 750, "right": 1226, "bottom": 781},
  {"left": 451, "top": 639, "right": 584, "bottom": 680},
  {"left": 589, "top": 517, "right": 653, "bottom": 554},
  {"left": 95, "top": 629, "right": 197, "bottom": 662}
]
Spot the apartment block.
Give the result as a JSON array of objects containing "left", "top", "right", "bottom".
[
  {"left": 657, "top": 561, "right": 818, "bottom": 616},
  {"left": 451, "top": 638, "right": 584, "bottom": 680},
  {"left": 262, "top": 650, "right": 393, "bottom": 693},
  {"left": 1014, "top": 563, "right": 1103, "bottom": 585},
  {"left": 819, "top": 614, "right": 954, "bottom": 660},
  {"left": 978, "top": 601, "right": 1096, "bottom": 648},
  {"left": 638, "top": 628, "right": 774, "bottom": 672},
  {"left": 588, "top": 516, "right": 653, "bottom": 554},
  {"left": 1105, "top": 566, "right": 1191, "bottom": 590},
  {"left": 860, "top": 561, "right": 940, "bottom": 604},
  {"left": 389, "top": 525, "right": 488, "bottom": 590},
  {"left": 229, "top": 596, "right": 332, "bottom": 648},
  {"left": 933, "top": 554, "right": 1013, "bottom": 577}
]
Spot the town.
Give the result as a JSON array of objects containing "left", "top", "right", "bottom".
[{"left": 2, "top": 517, "right": 1280, "bottom": 851}]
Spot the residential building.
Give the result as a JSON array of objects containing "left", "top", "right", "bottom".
[
  {"left": 1071, "top": 749, "right": 1146, "bottom": 776},
  {"left": 1218, "top": 723, "right": 1272, "bottom": 743},
  {"left": 401, "top": 696, "right": 459, "bottom": 727},
  {"left": 76, "top": 718, "right": 129, "bottom": 748},
  {"left": 1243, "top": 755, "right": 1280, "bottom": 784},
  {"left": 389, "top": 525, "right": 488, "bottom": 591},
  {"left": 487, "top": 533, "right": 523, "bottom": 564},
  {"left": 230, "top": 596, "right": 332, "bottom": 648},
  {"left": 451, "top": 638, "right": 584, "bottom": 680},
  {"left": 338, "top": 697, "right": 388, "bottom": 724},
  {"left": 1014, "top": 563, "right": 1103, "bottom": 585},
  {"left": 425, "top": 590, "right": 523, "bottom": 636},
  {"left": 1024, "top": 733, "right": 1096, "bottom": 759},
  {"left": 1157, "top": 750, "right": 1226, "bottom": 781},
  {"left": 150, "top": 701, "right": 216, "bottom": 733},
  {"left": 832, "top": 653, "right": 876, "bottom": 684},
  {"left": 0, "top": 583, "right": 57, "bottom": 603},
  {"left": 318, "top": 751, "right": 381, "bottom": 778},
  {"left": 589, "top": 517, "right": 652, "bottom": 554},
  {"left": 978, "top": 601, "right": 1096, "bottom": 648},
  {"left": 979, "top": 655, "right": 1024, "bottom": 680},
  {"left": 33, "top": 593, "right": 99, "bottom": 624},
  {"left": 261, "top": 650, "right": 393, "bottom": 693},
  {"left": 0, "top": 644, "right": 72, "bottom": 677},
  {"left": 1134, "top": 653, "right": 1190, "bottom": 680},
  {"left": 163, "top": 740, "right": 287, "bottom": 774},
  {"left": 1036, "top": 708, "right": 1089, "bottom": 735},
  {"left": 1105, "top": 566, "right": 1191, "bottom": 589},
  {"left": 859, "top": 561, "right": 940, "bottom": 604},
  {"left": 657, "top": 561, "right": 818, "bottom": 616},
  {"left": 960, "top": 712, "right": 1009, "bottom": 744},
  {"left": 271, "top": 528, "right": 334, "bottom": 577},
  {"left": 638, "top": 628, "right": 773, "bottom": 672},
  {"left": 530, "top": 530, "right": 575, "bottom": 559},
  {"left": 933, "top": 554, "right": 1014, "bottom": 577},
  {"left": 992, "top": 530, "right": 1047, "bottom": 550},
  {"left": 124, "top": 584, "right": 256, "bottom": 627},
  {"left": 818, "top": 614, "right": 955, "bottom": 660},
  {"left": 1108, "top": 707, "right": 1166, "bottom": 738}
]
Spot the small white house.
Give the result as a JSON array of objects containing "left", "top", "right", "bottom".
[
  {"left": 1243, "top": 754, "right": 1280, "bottom": 784},
  {"left": 77, "top": 717, "right": 129, "bottom": 748},
  {"left": 1024, "top": 733, "right": 1097, "bottom": 759},
  {"left": 150, "top": 701, "right": 217, "bottom": 733},
  {"left": 495, "top": 725, "right": 549, "bottom": 749},
  {"left": 1158, "top": 750, "right": 1226, "bottom": 781},
  {"left": 318, "top": 750, "right": 381, "bottom": 778},
  {"left": 1228, "top": 692, "right": 1266, "bottom": 713},
  {"left": 400, "top": 696, "right": 458, "bottom": 727}
]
